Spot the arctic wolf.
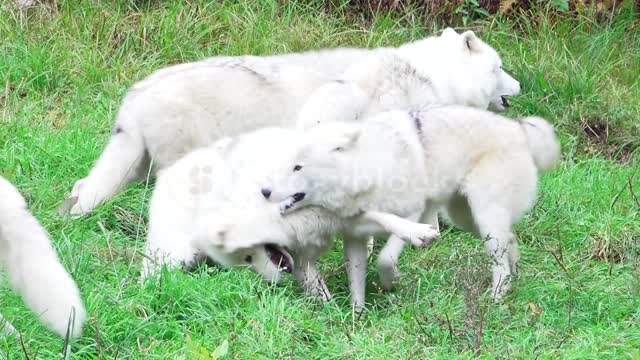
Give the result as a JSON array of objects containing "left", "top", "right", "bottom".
[
  {"left": 141, "top": 128, "right": 341, "bottom": 301},
  {"left": 263, "top": 106, "right": 561, "bottom": 302},
  {"left": 64, "top": 28, "right": 519, "bottom": 216},
  {"left": 0, "top": 176, "right": 86, "bottom": 337},
  {"left": 141, "top": 128, "right": 436, "bottom": 303}
]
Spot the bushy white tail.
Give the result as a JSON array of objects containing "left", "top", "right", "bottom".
[
  {"left": 520, "top": 116, "right": 561, "bottom": 171},
  {"left": 1, "top": 178, "right": 86, "bottom": 337}
]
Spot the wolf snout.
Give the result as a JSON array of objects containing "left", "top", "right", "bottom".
[{"left": 261, "top": 188, "right": 272, "bottom": 199}]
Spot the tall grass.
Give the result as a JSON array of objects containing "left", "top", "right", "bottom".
[{"left": 1, "top": 0, "right": 639, "bottom": 358}]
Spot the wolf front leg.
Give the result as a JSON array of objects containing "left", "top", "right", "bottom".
[
  {"left": 343, "top": 236, "right": 369, "bottom": 309},
  {"left": 376, "top": 211, "right": 417, "bottom": 291},
  {"left": 291, "top": 250, "right": 332, "bottom": 303},
  {"left": 360, "top": 211, "right": 439, "bottom": 247},
  {"left": 290, "top": 240, "right": 333, "bottom": 302},
  {"left": 376, "top": 208, "right": 435, "bottom": 291}
]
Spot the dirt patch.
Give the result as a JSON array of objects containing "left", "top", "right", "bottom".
[
  {"left": 108, "top": 205, "right": 148, "bottom": 239},
  {"left": 452, "top": 250, "right": 492, "bottom": 355},
  {"left": 590, "top": 235, "right": 627, "bottom": 263},
  {"left": 579, "top": 116, "right": 637, "bottom": 164}
]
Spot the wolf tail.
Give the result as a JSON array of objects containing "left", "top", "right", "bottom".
[
  {"left": 1, "top": 178, "right": 87, "bottom": 337},
  {"left": 519, "top": 116, "right": 561, "bottom": 171}
]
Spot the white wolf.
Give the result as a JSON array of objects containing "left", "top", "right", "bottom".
[
  {"left": 141, "top": 128, "right": 437, "bottom": 303},
  {"left": 263, "top": 106, "right": 561, "bottom": 302},
  {"left": 64, "top": 28, "right": 519, "bottom": 217},
  {"left": 141, "top": 128, "right": 341, "bottom": 301},
  {"left": 0, "top": 176, "right": 86, "bottom": 337}
]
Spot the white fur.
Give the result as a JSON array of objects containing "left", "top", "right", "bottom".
[
  {"left": 0, "top": 177, "right": 86, "bottom": 337},
  {"left": 65, "top": 28, "right": 519, "bottom": 216},
  {"left": 296, "top": 30, "right": 520, "bottom": 129},
  {"left": 141, "top": 128, "right": 343, "bottom": 301},
  {"left": 266, "top": 106, "right": 561, "bottom": 303},
  {"left": 141, "top": 128, "right": 436, "bottom": 305}
]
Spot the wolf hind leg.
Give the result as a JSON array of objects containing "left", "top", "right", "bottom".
[{"left": 65, "top": 123, "right": 149, "bottom": 217}]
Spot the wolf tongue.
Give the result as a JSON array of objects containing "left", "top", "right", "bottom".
[
  {"left": 265, "top": 244, "right": 293, "bottom": 273},
  {"left": 270, "top": 252, "right": 285, "bottom": 269}
]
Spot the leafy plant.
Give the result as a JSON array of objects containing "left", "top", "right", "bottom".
[{"left": 454, "top": 0, "right": 491, "bottom": 25}]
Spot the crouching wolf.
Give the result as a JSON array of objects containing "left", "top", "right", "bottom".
[
  {"left": 140, "top": 129, "right": 343, "bottom": 301},
  {"left": 264, "top": 106, "right": 561, "bottom": 302},
  {"left": 64, "top": 28, "right": 519, "bottom": 217},
  {"left": 0, "top": 177, "right": 86, "bottom": 337}
]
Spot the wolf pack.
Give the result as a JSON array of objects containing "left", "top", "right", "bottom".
[{"left": 1, "top": 28, "right": 561, "bottom": 338}]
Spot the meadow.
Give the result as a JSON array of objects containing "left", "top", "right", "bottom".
[{"left": 1, "top": 1, "right": 639, "bottom": 358}]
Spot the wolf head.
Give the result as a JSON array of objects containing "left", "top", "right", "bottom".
[
  {"left": 195, "top": 202, "right": 295, "bottom": 284},
  {"left": 399, "top": 28, "right": 520, "bottom": 112},
  {"left": 189, "top": 127, "right": 318, "bottom": 284},
  {"left": 262, "top": 122, "right": 365, "bottom": 216}
]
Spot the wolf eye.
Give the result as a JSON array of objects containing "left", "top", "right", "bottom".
[
  {"left": 244, "top": 255, "right": 252, "bottom": 263},
  {"left": 333, "top": 147, "right": 344, "bottom": 152},
  {"left": 293, "top": 165, "right": 303, "bottom": 172}
]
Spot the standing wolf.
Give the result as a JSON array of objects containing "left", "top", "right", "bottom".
[
  {"left": 0, "top": 176, "right": 86, "bottom": 337},
  {"left": 64, "top": 28, "right": 520, "bottom": 216},
  {"left": 263, "top": 106, "right": 560, "bottom": 303},
  {"left": 141, "top": 127, "right": 438, "bottom": 302}
]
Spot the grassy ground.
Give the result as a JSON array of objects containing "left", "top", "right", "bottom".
[{"left": 1, "top": 1, "right": 639, "bottom": 358}]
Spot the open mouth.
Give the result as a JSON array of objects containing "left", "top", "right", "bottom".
[
  {"left": 500, "top": 95, "right": 510, "bottom": 108},
  {"left": 265, "top": 244, "right": 294, "bottom": 273},
  {"left": 292, "top": 192, "right": 305, "bottom": 203},
  {"left": 280, "top": 192, "right": 306, "bottom": 213}
]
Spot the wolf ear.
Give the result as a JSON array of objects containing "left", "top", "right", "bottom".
[
  {"left": 441, "top": 27, "right": 458, "bottom": 37},
  {"left": 462, "top": 31, "right": 479, "bottom": 52},
  {"left": 332, "top": 127, "right": 361, "bottom": 152}
]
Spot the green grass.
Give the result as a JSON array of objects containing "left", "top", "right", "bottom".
[{"left": 1, "top": 0, "right": 639, "bottom": 358}]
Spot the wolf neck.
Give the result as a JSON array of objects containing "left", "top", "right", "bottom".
[{"left": 318, "top": 190, "right": 367, "bottom": 219}]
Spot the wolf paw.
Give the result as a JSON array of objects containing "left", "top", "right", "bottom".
[
  {"left": 398, "top": 223, "right": 439, "bottom": 247},
  {"left": 58, "top": 195, "right": 79, "bottom": 216},
  {"left": 491, "top": 272, "right": 513, "bottom": 302},
  {"left": 311, "top": 284, "right": 333, "bottom": 303},
  {"left": 61, "top": 178, "right": 95, "bottom": 218},
  {"left": 67, "top": 194, "right": 97, "bottom": 218},
  {"left": 377, "top": 260, "right": 400, "bottom": 291}
]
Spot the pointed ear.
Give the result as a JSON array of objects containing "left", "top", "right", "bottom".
[
  {"left": 462, "top": 31, "right": 479, "bottom": 52},
  {"left": 441, "top": 27, "right": 458, "bottom": 37},
  {"left": 333, "top": 127, "right": 361, "bottom": 152}
]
